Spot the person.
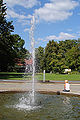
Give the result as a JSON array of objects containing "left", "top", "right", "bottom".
[{"left": 64, "top": 80, "right": 70, "bottom": 92}]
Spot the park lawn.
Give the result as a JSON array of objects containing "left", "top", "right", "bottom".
[
  {"left": 0, "top": 72, "right": 80, "bottom": 81},
  {"left": 36, "top": 73, "right": 80, "bottom": 81},
  {"left": 0, "top": 72, "right": 32, "bottom": 80},
  {"left": 0, "top": 72, "right": 24, "bottom": 74}
]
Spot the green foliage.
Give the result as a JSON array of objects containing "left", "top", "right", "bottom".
[
  {"left": 35, "top": 46, "right": 44, "bottom": 72},
  {"left": 36, "top": 39, "right": 80, "bottom": 73},
  {"left": 0, "top": 0, "right": 14, "bottom": 71},
  {"left": 11, "top": 34, "right": 29, "bottom": 59},
  {"left": 65, "top": 41, "right": 80, "bottom": 71},
  {"left": 0, "top": 72, "right": 80, "bottom": 81},
  {"left": 45, "top": 40, "right": 59, "bottom": 72},
  {"left": 0, "top": 1, "right": 29, "bottom": 72},
  {"left": 37, "top": 73, "right": 80, "bottom": 81}
]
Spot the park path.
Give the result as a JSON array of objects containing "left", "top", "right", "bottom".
[{"left": 0, "top": 80, "right": 80, "bottom": 96}]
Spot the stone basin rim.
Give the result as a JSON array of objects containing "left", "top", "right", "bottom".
[{"left": 0, "top": 90, "right": 80, "bottom": 97}]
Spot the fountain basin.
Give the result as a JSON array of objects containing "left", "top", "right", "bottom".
[
  {"left": 0, "top": 92, "right": 80, "bottom": 120},
  {"left": 0, "top": 81, "right": 80, "bottom": 97}
]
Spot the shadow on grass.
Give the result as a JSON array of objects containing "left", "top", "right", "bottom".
[{"left": 0, "top": 74, "right": 32, "bottom": 80}]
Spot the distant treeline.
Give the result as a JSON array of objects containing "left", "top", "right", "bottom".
[{"left": 35, "top": 39, "right": 80, "bottom": 73}]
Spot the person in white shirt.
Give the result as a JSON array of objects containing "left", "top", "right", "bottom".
[{"left": 64, "top": 80, "right": 70, "bottom": 92}]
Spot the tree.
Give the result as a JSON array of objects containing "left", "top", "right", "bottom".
[
  {"left": 0, "top": 0, "right": 15, "bottom": 71},
  {"left": 40, "top": 39, "right": 80, "bottom": 73},
  {"left": 45, "top": 40, "right": 59, "bottom": 73},
  {"left": 65, "top": 42, "right": 80, "bottom": 71},
  {"left": 11, "top": 34, "right": 28, "bottom": 58},
  {"left": 35, "top": 46, "right": 44, "bottom": 72},
  {"left": 0, "top": 1, "right": 29, "bottom": 71},
  {"left": 57, "top": 39, "right": 79, "bottom": 73}
]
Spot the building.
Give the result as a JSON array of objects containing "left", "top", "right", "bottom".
[{"left": 15, "top": 58, "right": 33, "bottom": 72}]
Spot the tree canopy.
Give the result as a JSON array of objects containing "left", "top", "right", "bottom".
[
  {"left": 35, "top": 39, "right": 80, "bottom": 73},
  {"left": 35, "top": 46, "right": 44, "bottom": 72},
  {"left": 0, "top": 0, "right": 29, "bottom": 71}
]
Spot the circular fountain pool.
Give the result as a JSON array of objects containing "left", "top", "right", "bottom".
[{"left": 0, "top": 92, "right": 80, "bottom": 120}]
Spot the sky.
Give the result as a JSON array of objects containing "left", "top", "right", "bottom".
[{"left": 4, "top": 0, "right": 80, "bottom": 50}]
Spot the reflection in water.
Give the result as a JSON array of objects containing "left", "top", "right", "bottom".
[
  {"left": 62, "top": 97, "right": 73, "bottom": 119},
  {"left": 63, "top": 96, "right": 71, "bottom": 105},
  {"left": 0, "top": 93, "right": 80, "bottom": 120}
]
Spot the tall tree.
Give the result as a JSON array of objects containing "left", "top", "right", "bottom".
[
  {"left": 35, "top": 46, "right": 44, "bottom": 72},
  {"left": 0, "top": 0, "right": 15, "bottom": 71},
  {"left": 0, "top": 1, "right": 30, "bottom": 72},
  {"left": 65, "top": 40, "right": 80, "bottom": 71},
  {"left": 11, "top": 34, "right": 30, "bottom": 67},
  {"left": 41, "top": 39, "right": 80, "bottom": 73},
  {"left": 45, "top": 40, "right": 59, "bottom": 73},
  {"left": 11, "top": 34, "right": 28, "bottom": 59}
]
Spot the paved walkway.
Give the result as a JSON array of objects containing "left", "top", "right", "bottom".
[{"left": 0, "top": 80, "right": 80, "bottom": 96}]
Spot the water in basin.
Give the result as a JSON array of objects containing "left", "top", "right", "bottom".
[{"left": 0, "top": 92, "right": 80, "bottom": 120}]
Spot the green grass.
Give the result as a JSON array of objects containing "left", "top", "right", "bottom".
[
  {"left": 0, "top": 72, "right": 24, "bottom": 74},
  {"left": 36, "top": 73, "right": 80, "bottom": 81},
  {"left": 0, "top": 72, "right": 80, "bottom": 81},
  {"left": 0, "top": 72, "right": 32, "bottom": 80}
]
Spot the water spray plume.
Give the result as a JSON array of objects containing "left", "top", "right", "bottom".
[{"left": 30, "top": 16, "right": 35, "bottom": 104}]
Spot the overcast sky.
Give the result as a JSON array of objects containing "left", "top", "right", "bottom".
[{"left": 4, "top": 0, "right": 80, "bottom": 50}]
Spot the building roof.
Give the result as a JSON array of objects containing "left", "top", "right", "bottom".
[{"left": 24, "top": 59, "right": 33, "bottom": 65}]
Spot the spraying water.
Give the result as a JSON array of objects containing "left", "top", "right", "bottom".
[
  {"left": 8, "top": 16, "right": 36, "bottom": 110},
  {"left": 15, "top": 16, "right": 36, "bottom": 109},
  {"left": 30, "top": 16, "right": 35, "bottom": 104},
  {"left": 4, "top": 16, "right": 41, "bottom": 111}
]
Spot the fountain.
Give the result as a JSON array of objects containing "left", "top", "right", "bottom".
[
  {"left": 3, "top": 16, "right": 38, "bottom": 111},
  {"left": 17, "top": 16, "right": 36, "bottom": 108},
  {"left": 0, "top": 15, "right": 80, "bottom": 120},
  {"left": 30, "top": 16, "right": 35, "bottom": 104},
  {"left": 0, "top": 93, "right": 80, "bottom": 120}
]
